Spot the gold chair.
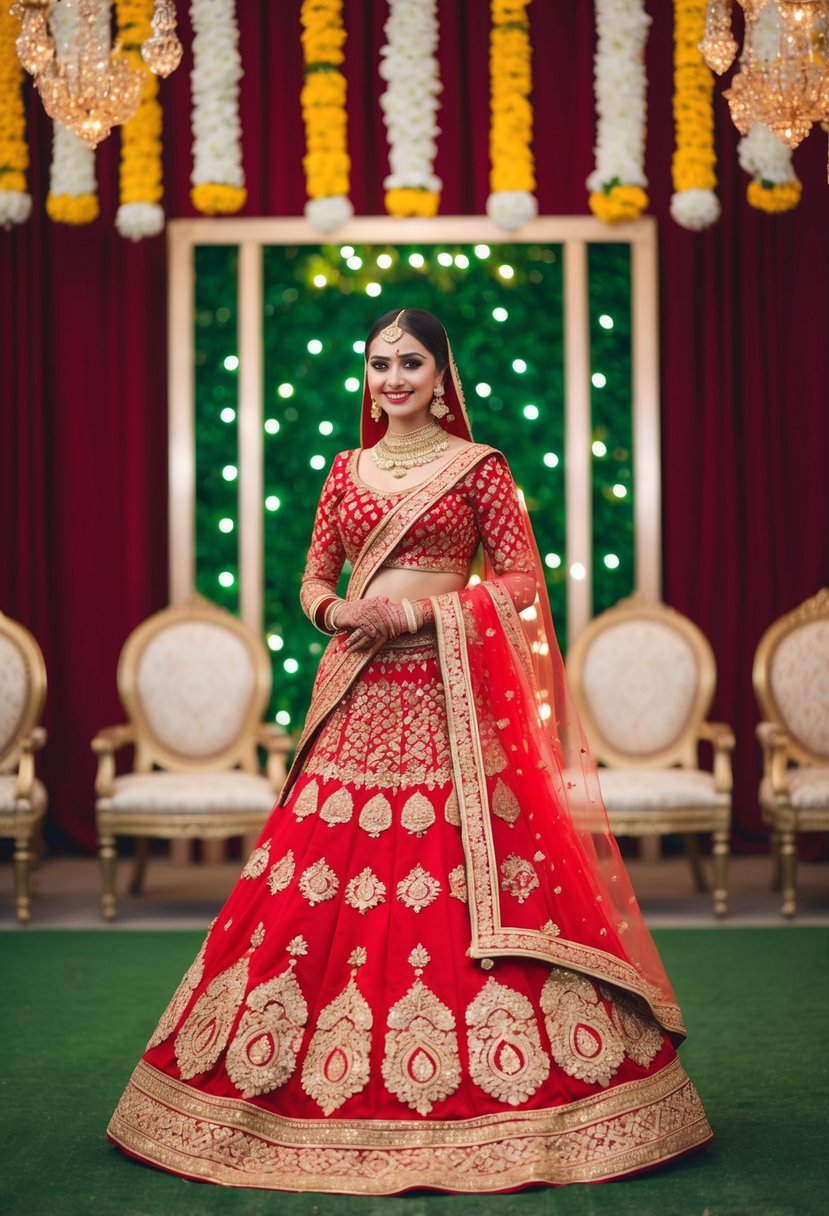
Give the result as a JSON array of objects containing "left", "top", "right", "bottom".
[
  {"left": 753, "top": 588, "right": 829, "bottom": 918},
  {"left": 92, "top": 595, "right": 292, "bottom": 919},
  {"left": 566, "top": 593, "right": 733, "bottom": 916},
  {"left": 0, "top": 610, "right": 48, "bottom": 923}
]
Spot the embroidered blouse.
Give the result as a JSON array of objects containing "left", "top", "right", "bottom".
[{"left": 300, "top": 448, "right": 534, "bottom": 625}]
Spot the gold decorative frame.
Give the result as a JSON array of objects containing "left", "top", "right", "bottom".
[
  {"left": 0, "top": 610, "right": 48, "bottom": 923},
  {"left": 167, "top": 215, "right": 662, "bottom": 643}
]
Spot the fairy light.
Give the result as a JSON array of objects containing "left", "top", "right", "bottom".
[
  {"left": 277, "top": 383, "right": 294, "bottom": 398},
  {"left": 437, "top": 252, "right": 453, "bottom": 266},
  {"left": 265, "top": 495, "right": 281, "bottom": 511},
  {"left": 310, "top": 454, "right": 326, "bottom": 470},
  {"left": 220, "top": 407, "right": 235, "bottom": 423},
  {"left": 613, "top": 484, "right": 627, "bottom": 498},
  {"left": 592, "top": 440, "right": 607, "bottom": 457},
  {"left": 365, "top": 282, "right": 381, "bottom": 297},
  {"left": 592, "top": 372, "right": 607, "bottom": 389},
  {"left": 319, "top": 420, "right": 334, "bottom": 435},
  {"left": 264, "top": 418, "right": 280, "bottom": 434},
  {"left": 475, "top": 383, "right": 492, "bottom": 398},
  {"left": 340, "top": 246, "right": 354, "bottom": 258},
  {"left": 218, "top": 571, "right": 235, "bottom": 587},
  {"left": 345, "top": 377, "right": 361, "bottom": 392},
  {"left": 307, "top": 339, "right": 323, "bottom": 354},
  {"left": 492, "top": 307, "right": 508, "bottom": 322},
  {"left": 218, "top": 518, "right": 234, "bottom": 533},
  {"left": 223, "top": 355, "right": 239, "bottom": 371},
  {"left": 570, "top": 562, "right": 587, "bottom": 581},
  {"left": 222, "top": 464, "right": 237, "bottom": 481},
  {"left": 454, "top": 253, "right": 469, "bottom": 268},
  {"left": 377, "top": 253, "right": 393, "bottom": 268},
  {"left": 346, "top": 256, "right": 362, "bottom": 270},
  {"left": 512, "top": 358, "right": 527, "bottom": 373},
  {"left": 498, "top": 264, "right": 514, "bottom": 280},
  {"left": 544, "top": 552, "right": 561, "bottom": 568},
  {"left": 275, "top": 710, "right": 291, "bottom": 726},
  {"left": 474, "top": 244, "right": 491, "bottom": 258},
  {"left": 604, "top": 554, "right": 620, "bottom": 569},
  {"left": 408, "top": 253, "right": 425, "bottom": 268},
  {"left": 599, "top": 314, "right": 614, "bottom": 329},
  {"left": 283, "top": 658, "right": 299, "bottom": 674},
  {"left": 523, "top": 404, "right": 539, "bottom": 420},
  {"left": 267, "top": 634, "right": 284, "bottom": 651},
  {"left": 543, "top": 451, "right": 559, "bottom": 468},
  {"left": 352, "top": 340, "right": 365, "bottom": 353},
  {"left": 313, "top": 274, "right": 327, "bottom": 287}
]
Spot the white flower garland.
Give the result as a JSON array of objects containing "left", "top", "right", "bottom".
[
  {"left": 0, "top": 191, "right": 31, "bottom": 227},
  {"left": 117, "top": 201, "right": 165, "bottom": 240},
  {"left": 47, "top": 0, "right": 99, "bottom": 221},
  {"left": 586, "top": 0, "right": 651, "bottom": 219},
  {"left": 379, "top": 0, "right": 442, "bottom": 216},
  {"left": 189, "top": 0, "right": 246, "bottom": 213}
]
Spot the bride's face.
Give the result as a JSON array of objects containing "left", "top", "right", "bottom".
[{"left": 366, "top": 332, "right": 443, "bottom": 428}]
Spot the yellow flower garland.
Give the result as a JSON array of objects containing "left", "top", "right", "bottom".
[
  {"left": 0, "top": 2, "right": 29, "bottom": 198},
  {"left": 47, "top": 192, "right": 100, "bottom": 224},
  {"left": 589, "top": 184, "right": 649, "bottom": 224},
  {"left": 747, "top": 179, "right": 802, "bottom": 213},
  {"left": 489, "top": 0, "right": 535, "bottom": 195},
  {"left": 115, "top": 0, "right": 162, "bottom": 206},
  {"left": 300, "top": 0, "right": 350, "bottom": 201},
  {"left": 672, "top": 0, "right": 717, "bottom": 195}
]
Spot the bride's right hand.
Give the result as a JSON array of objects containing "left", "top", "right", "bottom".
[{"left": 333, "top": 597, "right": 406, "bottom": 650}]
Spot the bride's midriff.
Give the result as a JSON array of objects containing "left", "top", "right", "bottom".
[{"left": 366, "top": 566, "right": 467, "bottom": 603}]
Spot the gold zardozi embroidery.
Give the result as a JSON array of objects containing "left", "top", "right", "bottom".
[
  {"left": 358, "top": 792, "right": 393, "bottom": 836},
  {"left": 174, "top": 955, "right": 250, "bottom": 1080},
  {"left": 292, "top": 780, "right": 319, "bottom": 820},
  {"left": 320, "top": 788, "right": 354, "bottom": 826},
  {"left": 382, "top": 947, "right": 461, "bottom": 1115},
  {"left": 540, "top": 968, "right": 625, "bottom": 1088},
  {"left": 396, "top": 864, "right": 441, "bottom": 913},
  {"left": 499, "top": 854, "right": 540, "bottom": 904},
  {"left": 267, "top": 849, "right": 295, "bottom": 895},
  {"left": 603, "top": 985, "right": 664, "bottom": 1070},
  {"left": 491, "top": 779, "right": 521, "bottom": 826},
  {"left": 301, "top": 953, "right": 372, "bottom": 1115},
  {"left": 225, "top": 969, "right": 308, "bottom": 1098},
  {"left": 400, "top": 792, "right": 436, "bottom": 836},
  {"left": 466, "top": 977, "right": 550, "bottom": 1105},
  {"left": 345, "top": 867, "right": 387, "bottom": 914},
  {"left": 448, "top": 864, "right": 468, "bottom": 903},
  {"left": 146, "top": 932, "right": 209, "bottom": 1049},
  {"left": 241, "top": 839, "right": 271, "bottom": 879},
  {"left": 298, "top": 858, "right": 339, "bottom": 906}
]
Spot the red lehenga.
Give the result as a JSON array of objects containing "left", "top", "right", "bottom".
[{"left": 108, "top": 437, "right": 712, "bottom": 1193}]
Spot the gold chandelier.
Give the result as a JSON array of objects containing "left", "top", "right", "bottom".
[
  {"left": 702, "top": 1, "right": 829, "bottom": 156},
  {"left": 12, "top": 0, "right": 183, "bottom": 149}
]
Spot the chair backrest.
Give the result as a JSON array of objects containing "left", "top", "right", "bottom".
[
  {"left": 118, "top": 595, "right": 272, "bottom": 772},
  {"left": 0, "top": 611, "right": 47, "bottom": 774},
  {"left": 753, "top": 588, "right": 829, "bottom": 766},
  {"left": 565, "top": 593, "right": 716, "bottom": 769}
]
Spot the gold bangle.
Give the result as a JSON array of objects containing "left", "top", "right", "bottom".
[
  {"left": 323, "top": 601, "right": 342, "bottom": 633},
  {"left": 401, "top": 598, "right": 418, "bottom": 634}
]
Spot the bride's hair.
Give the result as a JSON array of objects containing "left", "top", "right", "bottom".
[{"left": 365, "top": 308, "right": 449, "bottom": 372}]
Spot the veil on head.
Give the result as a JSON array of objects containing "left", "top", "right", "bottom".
[{"left": 360, "top": 310, "right": 475, "bottom": 448}]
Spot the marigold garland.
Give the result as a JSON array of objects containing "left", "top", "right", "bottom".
[
  {"left": 115, "top": 0, "right": 164, "bottom": 240},
  {"left": 300, "top": 0, "right": 352, "bottom": 232},
  {"left": 737, "top": 6, "right": 801, "bottom": 216},
  {"left": 487, "top": 0, "right": 537, "bottom": 230},
  {"left": 587, "top": 0, "right": 651, "bottom": 224},
  {"left": 0, "top": 0, "right": 31, "bottom": 227},
  {"left": 670, "top": 0, "right": 720, "bottom": 231},
  {"left": 746, "top": 178, "right": 802, "bottom": 213}
]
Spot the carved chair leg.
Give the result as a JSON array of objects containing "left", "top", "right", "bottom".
[
  {"left": 13, "top": 830, "right": 33, "bottom": 924},
  {"left": 712, "top": 828, "right": 730, "bottom": 918},
  {"left": 770, "top": 829, "right": 782, "bottom": 891},
  {"left": 99, "top": 830, "right": 118, "bottom": 920},
  {"left": 682, "top": 833, "right": 708, "bottom": 893},
  {"left": 779, "top": 829, "right": 797, "bottom": 918},
  {"left": 130, "top": 836, "right": 150, "bottom": 896}
]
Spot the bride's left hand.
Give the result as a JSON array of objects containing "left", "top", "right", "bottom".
[{"left": 342, "top": 598, "right": 407, "bottom": 652}]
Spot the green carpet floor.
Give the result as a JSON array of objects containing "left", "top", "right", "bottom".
[{"left": 1, "top": 928, "right": 826, "bottom": 1216}]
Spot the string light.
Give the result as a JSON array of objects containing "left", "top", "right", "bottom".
[
  {"left": 223, "top": 355, "right": 239, "bottom": 371},
  {"left": 267, "top": 634, "right": 284, "bottom": 651},
  {"left": 523, "top": 404, "right": 539, "bottom": 420},
  {"left": 346, "top": 255, "right": 362, "bottom": 270},
  {"left": 340, "top": 246, "right": 354, "bottom": 258},
  {"left": 599, "top": 314, "right": 614, "bottom": 329},
  {"left": 604, "top": 554, "right": 620, "bottom": 569},
  {"left": 474, "top": 244, "right": 490, "bottom": 258},
  {"left": 277, "top": 383, "right": 294, "bottom": 398},
  {"left": 408, "top": 252, "right": 425, "bottom": 267},
  {"left": 275, "top": 710, "right": 291, "bottom": 726},
  {"left": 313, "top": 274, "right": 327, "bottom": 287},
  {"left": 454, "top": 254, "right": 469, "bottom": 268},
  {"left": 319, "top": 420, "right": 334, "bottom": 435},
  {"left": 475, "top": 383, "right": 492, "bottom": 397},
  {"left": 310, "top": 454, "right": 326, "bottom": 469},
  {"left": 591, "top": 372, "right": 607, "bottom": 388},
  {"left": 492, "top": 307, "right": 508, "bottom": 322},
  {"left": 498, "top": 264, "right": 514, "bottom": 279},
  {"left": 218, "top": 571, "right": 235, "bottom": 587},
  {"left": 437, "top": 252, "right": 453, "bottom": 266},
  {"left": 592, "top": 440, "right": 607, "bottom": 457},
  {"left": 265, "top": 495, "right": 281, "bottom": 511},
  {"left": 345, "top": 377, "right": 360, "bottom": 392},
  {"left": 222, "top": 464, "right": 237, "bottom": 481},
  {"left": 365, "top": 282, "right": 381, "bottom": 297},
  {"left": 612, "top": 484, "right": 627, "bottom": 498},
  {"left": 352, "top": 340, "right": 365, "bottom": 353},
  {"left": 545, "top": 552, "right": 561, "bottom": 568},
  {"left": 307, "top": 339, "right": 323, "bottom": 354},
  {"left": 512, "top": 358, "right": 527, "bottom": 373},
  {"left": 377, "top": 253, "right": 392, "bottom": 268},
  {"left": 220, "top": 407, "right": 235, "bottom": 422},
  {"left": 264, "top": 419, "right": 280, "bottom": 434},
  {"left": 283, "top": 658, "right": 299, "bottom": 674},
  {"left": 543, "top": 451, "right": 559, "bottom": 467},
  {"left": 218, "top": 518, "right": 234, "bottom": 533}
]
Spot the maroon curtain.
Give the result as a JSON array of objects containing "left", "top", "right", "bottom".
[{"left": 1, "top": 1, "right": 827, "bottom": 852}]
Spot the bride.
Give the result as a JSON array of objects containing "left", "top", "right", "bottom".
[{"left": 107, "top": 307, "right": 712, "bottom": 1193}]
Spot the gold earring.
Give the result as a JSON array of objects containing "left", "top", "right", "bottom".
[
  {"left": 370, "top": 396, "right": 382, "bottom": 422},
  {"left": 429, "top": 383, "right": 448, "bottom": 419}
]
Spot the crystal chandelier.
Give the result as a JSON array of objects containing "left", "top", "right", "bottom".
[
  {"left": 701, "top": 1, "right": 829, "bottom": 156},
  {"left": 12, "top": 0, "right": 182, "bottom": 150}
]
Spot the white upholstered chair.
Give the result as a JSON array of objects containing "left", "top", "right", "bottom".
[
  {"left": 0, "top": 610, "right": 48, "bottom": 923},
  {"left": 92, "top": 595, "right": 292, "bottom": 919},
  {"left": 753, "top": 588, "right": 829, "bottom": 918},
  {"left": 566, "top": 593, "right": 733, "bottom": 916}
]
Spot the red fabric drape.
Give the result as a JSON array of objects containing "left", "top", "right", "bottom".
[{"left": 1, "top": 2, "right": 827, "bottom": 851}]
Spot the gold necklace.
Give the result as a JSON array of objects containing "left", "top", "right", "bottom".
[{"left": 370, "top": 419, "right": 449, "bottom": 478}]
